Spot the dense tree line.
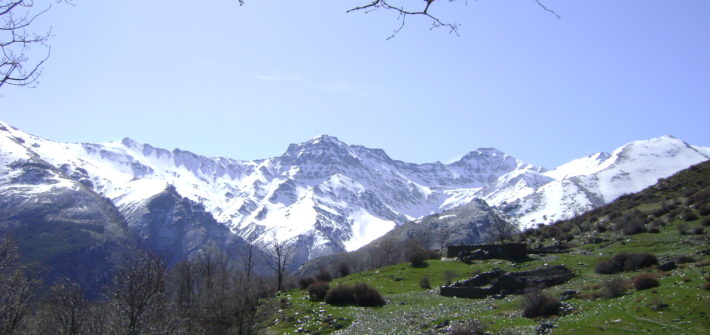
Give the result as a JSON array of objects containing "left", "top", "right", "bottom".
[{"left": 0, "top": 236, "right": 277, "bottom": 335}]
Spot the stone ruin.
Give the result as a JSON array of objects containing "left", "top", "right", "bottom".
[
  {"left": 439, "top": 265, "right": 574, "bottom": 299},
  {"left": 446, "top": 243, "right": 529, "bottom": 261}
]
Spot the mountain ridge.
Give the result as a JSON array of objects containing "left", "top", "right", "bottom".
[{"left": 1, "top": 119, "right": 708, "bottom": 265}]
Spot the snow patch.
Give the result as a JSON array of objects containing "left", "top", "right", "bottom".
[{"left": 344, "top": 210, "right": 396, "bottom": 251}]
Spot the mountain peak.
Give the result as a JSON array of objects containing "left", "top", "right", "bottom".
[
  {"left": 120, "top": 137, "right": 143, "bottom": 149},
  {"left": 310, "top": 134, "right": 342, "bottom": 144},
  {"left": 452, "top": 147, "right": 511, "bottom": 165}
]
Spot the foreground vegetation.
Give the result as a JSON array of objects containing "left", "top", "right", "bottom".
[{"left": 266, "top": 161, "right": 710, "bottom": 334}]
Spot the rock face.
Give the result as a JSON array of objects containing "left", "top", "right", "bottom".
[
  {"left": 440, "top": 265, "right": 574, "bottom": 299},
  {"left": 121, "top": 185, "right": 265, "bottom": 267},
  {"left": 0, "top": 125, "right": 263, "bottom": 293},
  {"left": 0, "top": 157, "right": 135, "bottom": 295},
  {"left": 363, "top": 199, "right": 512, "bottom": 252}
]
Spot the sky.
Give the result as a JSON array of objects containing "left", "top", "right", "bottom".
[{"left": 1, "top": 0, "right": 709, "bottom": 168}]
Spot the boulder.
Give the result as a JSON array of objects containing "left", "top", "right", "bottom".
[{"left": 440, "top": 265, "right": 574, "bottom": 299}]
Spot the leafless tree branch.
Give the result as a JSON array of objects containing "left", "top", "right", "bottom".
[
  {"left": 347, "top": 0, "right": 560, "bottom": 39},
  {"left": 0, "top": 0, "right": 68, "bottom": 89}
]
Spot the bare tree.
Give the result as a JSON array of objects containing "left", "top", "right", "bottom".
[
  {"left": 0, "top": 235, "right": 17, "bottom": 271},
  {"left": 437, "top": 223, "right": 451, "bottom": 251},
  {"left": 346, "top": 0, "right": 560, "bottom": 39},
  {"left": 38, "top": 280, "right": 88, "bottom": 335},
  {"left": 490, "top": 215, "right": 515, "bottom": 244},
  {"left": 184, "top": 254, "right": 274, "bottom": 335},
  {"left": 237, "top": 242, "right": 257, "bottom": 284},
  {"left": 171, "top": 260, "right": 196, "bottom": 317},
  {"left": 0, "top": 264, "right": 38, "bottom": 335},
  {"left": 0, "top": 0, "right": 71, "bottom": 88},
  {"left": 264, "top": 232, "right": 294, "bottom": 291},
  {"left": 107, "top": 253, "right": 167, "bottom": 335}
]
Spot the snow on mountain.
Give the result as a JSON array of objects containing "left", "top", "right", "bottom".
[
  {"left": 503, "top": 135, "right": 710, "bottom": 229},
  {"left": 1, "top": 119, "right": 708, "bottom": 264},
  {"left": 543, "top": 152, "right": 612, "bottom": 180}
]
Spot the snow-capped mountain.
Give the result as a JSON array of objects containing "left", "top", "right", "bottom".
[
  {"left": 500, "top": 136, "right": 710, "bottom": 228},
  {"left": 1, "top": 120, "right": 708, "bottom": 265}
]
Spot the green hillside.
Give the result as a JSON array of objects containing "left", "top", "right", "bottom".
[{"left": 267, "top": 161, "right": 710, "bottom": 334}]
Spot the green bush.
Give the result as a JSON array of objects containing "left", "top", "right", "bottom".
[
  {"left": 324, "top": 283, "right": 385, "bottom": 307},
  {"left": 315, "top": 269, "right": 333, "bottom": 282},
  {"left": 307, "top": 281, "right": 330, "bottom": 301},
  {"left": 595, "top": 253, "right": 658, "bottom": 274},
  {"left": 675, "top": 255, "right": 696, "bottom": 264},
  {"left": 682, "top": 210, "right": 698, "bottom": 222},
  {"left": 337, "top": 262, "right": 351, "bottom": 277},
  {"left": 600, "top": 277, "right": 629, "bottom": 298},
  {"left": 298, "top": 277, "right": 315, "bottom": 290},
  {"left": 419, "top": 277, "right": 431, "bottom": 289},
  {"left": 520, "top": 292, "right": 561, "bottom": 318},
  {"left": 698, "top": 204, "right": 710, "bottom": 216},
  {"left": 632, "top": 274, "right": 660, "bottom": 291}
]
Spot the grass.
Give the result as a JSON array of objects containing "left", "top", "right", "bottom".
[
  {"left": 265, "top": 161, "right": 710, "bottom": 334},
  {"left": 265, "top": 219, "right": 710, "bottom": 334}
]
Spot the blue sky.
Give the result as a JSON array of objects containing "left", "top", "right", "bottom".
[{"left": 2, "top": 0, "right": 709, "bottom": 168}]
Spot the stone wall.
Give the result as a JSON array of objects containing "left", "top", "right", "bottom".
[
  {"left": 440, "top": 265, "right": 574, "bottom": 299},
  {"left": 445, "top": 243, "right": 528, "bottom": 260}
]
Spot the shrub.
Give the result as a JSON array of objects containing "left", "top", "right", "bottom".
[
  {"left": 325, "top": 285, "right": 356, "bottom": 306},
  {"left": 337, "top": 262, "right": 351, "bottom": 277},
  {"left": 352, "top": 283, "right": 386, "bottom": 307},
  {"left": 595, "top": 253, "right": 658, "bottom": 274},
  {"left": 588, "top": 236, "right": 605, "bottom": 244},
  {"left": 315, "top": 269, "right": 333, "bottom": 282},
  {"left": 541, "top": 226, "right": 565, "bottom": 240},
  {"left": 649, "top": 297, "right": 669, "bottom": 311},
  {"left": 520, "top": 291, "right": 561, "bottom": 318},
  {"left": 702, "top": 217, "right": 710, "bottom": 227},
  {"left": 675, "top": 255, "right": 696, "bottom": 264},
  {"left": 307, "top": 281, "right": 330, "bottom": 301},
  {"left": 407, "top": 248, "right": 429, "bottom": 267},
  {"left": 650, "top": 219, "right": 667, "bottom": 227},
  {"left": 325, "top": 283, "right": 385, "bottom": 307},
  {"left": 450, "top": 320, "right": 488, "bottom": 335},
  {"left": 600, "top": 277, "right": 629, "bottom": 298},
  {"left": 653, "top": 206, "right": 670, "bottom": 218},
  {"left": 443, "top": 270, "right": 459, "bottom": 286},
  {"left": 682, "top": 210, "right": 698, "bottom": 222},
  {"left": 699, "top": 204, "right": 710, "bottom": 216},
  {"left": 298, "top": 277, "right": 315, "bottom": 290},
  {"left": 622, "top": 220, "right": 647, "bottom": 235},
  {"left": 632, "top": 274, "right": 660, "bottom": 290},
  {"left": 419, "top": 277, "right": 431, "bottom": 289},
  {"left": 407, "top": 246, "right": 438, "bottom": 267}
]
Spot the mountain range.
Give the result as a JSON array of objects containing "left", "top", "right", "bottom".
[{"left": 0, "top": 120, "right": 708, "bottom": 268}]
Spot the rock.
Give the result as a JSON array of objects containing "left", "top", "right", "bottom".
[
  {"left": 659, "top": 261, "right": 677, "bottom": 271},
  {"left": 441, "top": 265, "right": 574, "bottom": 299},
  {"left": 560, "top": 290, "right": 578, "bottom": 301},
  {"left": 535, "top": 321, "right": 556, "bottom": 334},
  {"left": 433, "top": 320, "right": 450, "bottom": 329}
]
